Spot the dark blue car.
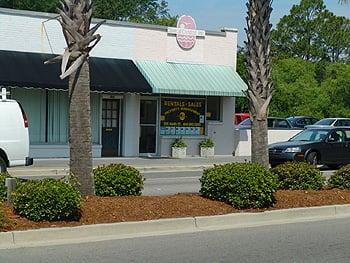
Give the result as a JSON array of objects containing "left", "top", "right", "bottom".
[{"left": 269, "top": 127, "right": 350, "bottom": 169}]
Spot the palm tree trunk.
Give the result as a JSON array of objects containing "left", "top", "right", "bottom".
[
  {"left": 246, "top": 0, "right": 273, "bottom": 168},
  {"left": 69, "top": 60, "right": 94, "bottom": 195},
  {"left": 251, "top": 119, "right": 269, "bottom": 166},
  {"left": 45, "top": 0, "right": 104, "bottom": 195}
]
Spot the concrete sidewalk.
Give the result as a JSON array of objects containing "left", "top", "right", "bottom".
[
  {"left": 1, "top": 204, "right": 349, "bottom": 249},
  {"left": 8, "top": 156, "right": 250, "bottom": 178}
]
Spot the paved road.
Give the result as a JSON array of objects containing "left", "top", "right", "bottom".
[
  {"left": 13, "top": 170, "right": 203, "bottom": 196},
  {"left": 1, "top": 217, "right": 350, "bottom": 262},
  {"left": 143, "top": 171, "right": 201, "bottom": 196},
  {"left": 142, "top": 169, "right": 335, "bottom": 196}
]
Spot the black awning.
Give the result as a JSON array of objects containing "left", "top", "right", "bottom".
[{"left": 0, "top": 50, "right": 152, "bottom": 93}]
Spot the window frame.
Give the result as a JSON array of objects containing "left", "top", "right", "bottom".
[{"left": 206, "top": 96, "right": 223, "bottom": 122}]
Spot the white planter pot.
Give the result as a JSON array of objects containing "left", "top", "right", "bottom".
[
  {"left": 172, "top": 147, "right": 187, "bottom": 158},
  {"left": 200, "top": 147, "right": 215, "bottom": 158}
]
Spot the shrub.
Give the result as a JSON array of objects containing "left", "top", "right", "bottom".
[
  {"left": 200, "top": 163, "right": 277, "bottom": 209},
  {"left": 271, "top": 162, "right": 324, "bottom": 190},
  {"left": 94, "top": 164, "right": 144, "bottom": 196},
  {"left": 328, "top": 165, "right": 350, "bottom": 189},
  {"left": 172, "top": 138, "right": 187, "bottom": 148},
  {"left": 200, "top": 138, "right": 215, "bottom": 148},
  {"left": 0, "top": 173, "right": 24, "bottom": 201},
  {"left": 13, "top": 179, "right": 81, "bottom": 222},
  {"left": 0, "top": 203, "right": 5, "bottom": 231},
  {"left": 0, "top": 173, "right": 7, "bottom": 201}
]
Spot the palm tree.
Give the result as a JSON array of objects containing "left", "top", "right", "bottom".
[
  {"left": 245, "top": 0, "right": 273, "bottom": 168},
  {"left": 46, "top": 0, "right": 104, "bottom": 195}
]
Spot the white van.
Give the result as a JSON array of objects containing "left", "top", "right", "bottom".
[{"left": 0, "top": 88, "right": 33, "bottom": 172}]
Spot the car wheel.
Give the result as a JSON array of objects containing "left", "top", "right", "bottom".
[
  {"left": 0, "top": 157, "right": 7, "bottom": 173},
  {"left": 306, "top": 152, "right": 318, "bottom": 166}
]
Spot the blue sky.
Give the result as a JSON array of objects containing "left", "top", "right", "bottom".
[{"left": 167, "top": 0, "right": 350, "bottom": 46}]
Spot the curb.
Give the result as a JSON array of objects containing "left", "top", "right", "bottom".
[{"left": 1, "top": 204, "right": 350, "bottom": 248}]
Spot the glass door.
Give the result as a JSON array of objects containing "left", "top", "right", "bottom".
[{"left": 139, "top": 99, "right": 158, "bottom": 155}]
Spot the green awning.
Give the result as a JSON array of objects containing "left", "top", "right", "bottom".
[{"left": 135, "top": 60, "right": 247, "bottom": 97}]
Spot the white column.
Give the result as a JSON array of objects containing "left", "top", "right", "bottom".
[
  {"left": 209, "top": 97, "right": 235, "bottom": 155},
  {"left": 122, "top": 93, "right": 140, "bottom": 157}
]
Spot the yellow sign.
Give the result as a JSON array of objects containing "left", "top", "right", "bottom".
[
  {"left": 179, "top": 112, "right": 186, "bottom": 121},
  {"left": 160, "top": 98, "right": 206, "bottom": 136}
]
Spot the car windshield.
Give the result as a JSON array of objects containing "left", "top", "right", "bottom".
[
  {"left": 290, "top": 129, "right": 329, "bottom": 142},
  {"left": 314, "top": 119, "right": 335, "bottom": 126}
]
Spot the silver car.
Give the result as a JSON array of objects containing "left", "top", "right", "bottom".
[
  {"left": 237, "top": 117, "right": 292, "bottom": 129},
  {"left": 305, "top": 118, "right": 350, "bottom": 129}
]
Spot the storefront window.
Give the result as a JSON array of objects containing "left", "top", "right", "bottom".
[
  {"left": 12, "top": 88, "right": 101, "bottom": 145},
  {"left": 11, "top": 88, "right": 46, "bottom": 143},
  {"left": 160, "top": 98, "right": 206, "bottom": 136},
  {"left": 47, "top": 90, "right": 69, "bottom": 144},
  {"left": 207, "top": 97, "right": 222, "bottom": 121}
]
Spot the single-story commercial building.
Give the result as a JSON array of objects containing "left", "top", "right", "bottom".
[{"left": 0, "top": 8, "right": 247, "bottom": 158}]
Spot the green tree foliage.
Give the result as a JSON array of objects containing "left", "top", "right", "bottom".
[
  {"left": 93, "top": 0, "right": 176, "bottom": 25},
  {"left": 270, "top": 58, "right": 322, "bottom": 117},
  {"left": 0, "top": 0, "right": 59, "bottom": 13},
  {"left": 319, "top": 63, "right": 350, "bottom": 117},
  {"left": 235, "top": 0, "right": 350, "bottom": 117},
  {"left": 272, "top": 0, "right": 350, "bottom": 62},
  {"left": 236, "top": 53, "right": 350, "bottom": 118},
  {"left": 271, "top": 59, "right": 350, "bottom": 118},
  {"left": 0, "top": 0, "right": 177, "bottom": 26},
  {"left": 235, "top": 47, "right": 249, "bottom": 113},
  {"left": 319, "top": 13, "right": 350, "bottom": 62}
]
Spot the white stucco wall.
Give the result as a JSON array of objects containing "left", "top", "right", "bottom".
[
  {"left": 30, "top": 144, "right": 102, "bottom": 158},
  {"left": 207, "top": 97, "right": 236, "bottom": 155},
  {"left": 234, "top": 129, "right": 303, "bottom": 157},
  {"left": 133, "top": 27, "right": 237, "bottom": 65},
  {"left": 204, "top": 31, "right": 237, "bottom": 68},
  {"left": 0, "top": 8, "right": 238, "bottom": 66},
  {"left": 122, "top": 94, "right": 141, "bottom": 157}
]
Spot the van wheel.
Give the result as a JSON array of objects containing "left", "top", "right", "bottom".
[
  {"left": 326, "top": 164, "right": 341, "bottom": 170},
  {"left": 306, "top": 152, "right": 319, "bottom": 166},
  {"left": 270, "top": 164, "right": 278, "bottom": 169},
  {"left": 0, "top": 157, "right": 7, "bottom": 173}
]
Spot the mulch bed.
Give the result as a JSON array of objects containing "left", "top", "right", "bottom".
[{"left": 2, "top": 189, "right": 350, "bottom": 232}]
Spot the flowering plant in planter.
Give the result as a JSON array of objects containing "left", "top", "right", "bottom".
[
  {"left": 171, "top": 138, "right": 187, "bottom": 158},
  {"left": 172, "top": 138, "right": 187, "bottom": 148},
  {"left": 200, "top": 138, "right": 215, "bottom": 157},
  {"left": 199, "top": 138, "right": 215, "bottom": 148}
]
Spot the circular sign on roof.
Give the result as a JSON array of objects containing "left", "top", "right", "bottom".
[{"left": 176, "top": 15, "right": 197, "bottom": 50}]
